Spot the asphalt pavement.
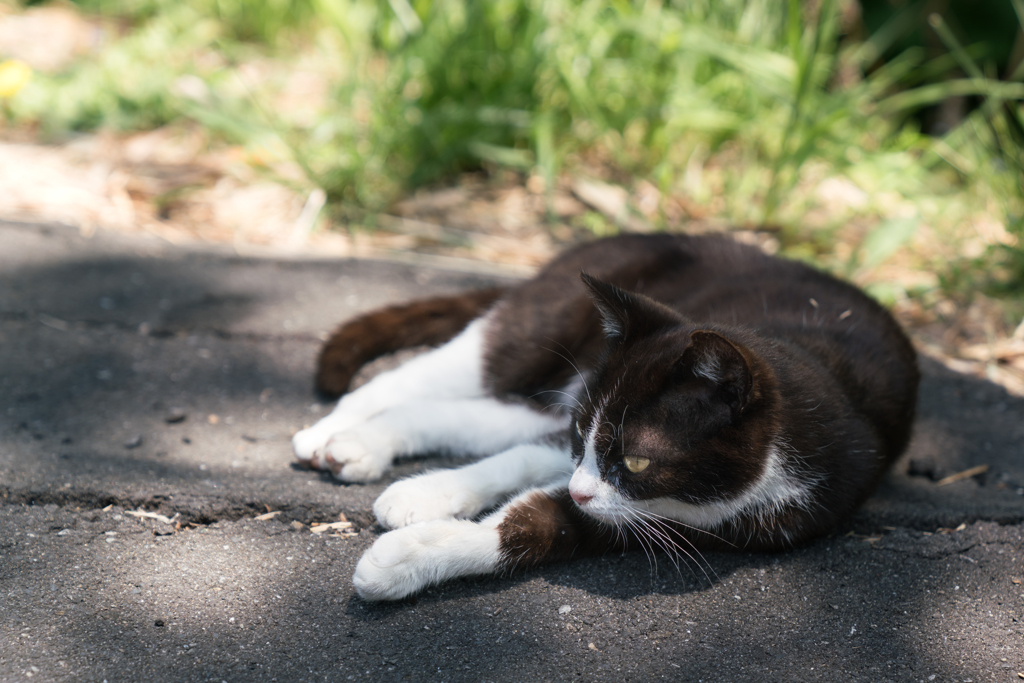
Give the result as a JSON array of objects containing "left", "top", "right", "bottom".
[{"left": 1, "top": 218, "right": 1022, "bottom": 683}]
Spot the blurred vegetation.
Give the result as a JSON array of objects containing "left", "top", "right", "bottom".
[{"left": 2, "top": 0, "right": 1023, "bottom": 317}]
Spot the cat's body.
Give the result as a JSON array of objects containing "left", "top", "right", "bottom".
[{"left": 293, "top": 233, "right": 919, "bottom": 601}]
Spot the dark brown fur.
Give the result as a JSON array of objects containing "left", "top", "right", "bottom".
[
  {"left": 484, "top": 233, "right": 918, "bottom": 568},
  {"left": 484, "top": 235, "right": 694, "bottom": 402},
  {"left": 497, "top": 490, "right": 624, "bottom": 570},
  {"left": 316, "top": 287, "right": 505, "bottom": 397}
]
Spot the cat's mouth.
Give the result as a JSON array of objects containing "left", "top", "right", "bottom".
[
  {"left": 569, "top": 472, "right": 634, "bottom": 525},
  {"left": 577, "top": 504, "right": 627, "bottom": 525}
]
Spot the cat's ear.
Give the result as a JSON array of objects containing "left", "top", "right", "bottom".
[
  {"left": 680, "top": 330, "right": 753, "bottom": 416},
  {"left": 580, "top": 272, "right": 683, "bottom": 342}
]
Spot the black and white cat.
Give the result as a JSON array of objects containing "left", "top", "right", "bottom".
[{"left": 292, "top": 233, "right": 919, "bottom": 601}]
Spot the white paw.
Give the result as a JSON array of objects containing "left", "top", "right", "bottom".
[
  {"left": 353, "top": 520, "right": 500, "bottom": 601},
  {"left": 292, "top": 423, "right": 333, "bottom": 462},
  {"left": 292, "top": 413, "right": 360, "bottom": 462},
  {"left": 293, "top": 408, "right": 401, "bottom": 482},
  {"left": 320, "top": 429, "right": 401, "bottom": 482},
  {"left": 373, "top": 472, "right": 487, "bottom": 529}
]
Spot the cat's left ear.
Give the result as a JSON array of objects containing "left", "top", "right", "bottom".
[
  {"left": 581, "top": 272, "right": 684, "bottom": 342},
  {"left": 681, "top": 330, "right": 754, "bottom": 416}
]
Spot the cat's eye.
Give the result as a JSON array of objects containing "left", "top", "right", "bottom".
[
  {"left": 623, "top": 455, "right": 650, "bottom": 473},
  {"left": 574, "top": 421, "right": 584, "bottom": 440}
]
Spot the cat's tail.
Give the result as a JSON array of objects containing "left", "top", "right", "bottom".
[{"left": 315, "top": 287, "right": 506, "bottom": 398}]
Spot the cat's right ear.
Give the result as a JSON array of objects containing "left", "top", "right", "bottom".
[
  {"left": 580, "top": 272, "right": 682, "bottom": 342},
  {"left": 580, "top": 273, "right": 629, "bottom": 340},
  {"left": 680, "top": 330, "right": 754, "bottom": 417}
]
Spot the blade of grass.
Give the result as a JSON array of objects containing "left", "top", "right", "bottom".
[
  {"left": 927, "top": 13, "right": 985, "bottom": 80},
  {"left": 878, "top": 79, "right": 1024, "bottom": 112},
  {"left": 763, "top": 0, "right": 836, "bottom": 222}
]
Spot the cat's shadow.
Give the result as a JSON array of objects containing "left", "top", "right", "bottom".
[{"left": 342, "top": 547, "right": 778, "bottom": 622}]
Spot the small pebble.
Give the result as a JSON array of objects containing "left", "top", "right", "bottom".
[
  {"left": 558, "top": 605, "right": 572, "bottom": 615},
  {"left": 165, "top": 408, "right": 187, "bottom": 424},
  {"left": 124, "top": 434, "right": 143, "bottom": 449}
]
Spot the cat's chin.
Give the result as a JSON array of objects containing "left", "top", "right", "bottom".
[{"left": 573, "top": 499, "right": 637, "bottom": 527}]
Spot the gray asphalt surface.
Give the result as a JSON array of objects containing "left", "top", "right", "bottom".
[{"left": 1, "top": 218, "right": 1022, "bottom": 683}]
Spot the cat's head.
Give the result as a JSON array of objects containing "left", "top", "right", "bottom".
[{"left": 567, "top": 274, "right": 781, "bottom": 529}]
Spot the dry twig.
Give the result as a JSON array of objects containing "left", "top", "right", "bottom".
[{"left": 936, "top": 465, "right": 989, "bottom": 486}]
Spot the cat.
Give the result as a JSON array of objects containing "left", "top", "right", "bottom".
[{"left": 292, "top": 233, "right": 919, "bottom": 601}]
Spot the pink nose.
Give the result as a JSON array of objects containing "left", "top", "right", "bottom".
[{"left": 570, "top": 489, "right": 592, "bottom": 506}]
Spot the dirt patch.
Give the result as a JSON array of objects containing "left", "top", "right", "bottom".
[{"left": 1, "top": 127, "right": 1021, "bottom": 395}]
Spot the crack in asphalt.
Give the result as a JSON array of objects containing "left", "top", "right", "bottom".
[{"left": 0, "top": 486, "right": 372, "bottom": 530}]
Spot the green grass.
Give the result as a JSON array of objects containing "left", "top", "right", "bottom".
[{"left": 4, "top": 0, "right": 1023, "bottom": 310}]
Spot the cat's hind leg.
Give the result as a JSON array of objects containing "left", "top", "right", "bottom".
[
  {"left": 293, "top": 317, "right": 489, "bottom": 469},
  {"left": 373, "top": 441, "right": 573, "bottom": 528},
  {"left": 353, "top": 487, "right": 621, "bottom": 601},
  {"left": 308, "top": 398, "right": 566, "bottom": 482}
]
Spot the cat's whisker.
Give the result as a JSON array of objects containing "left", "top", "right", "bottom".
[
  {"left": 622, "top": 507, "right": 720, "bottom": 573},
  {"left": 619, "top": 502, "right": 684, "bottom": 577},
  {"left": 627, "top": 507, "right": 718, "bottom": 585},
  {"left": 605, "top": 516, "right": 631, "bottom": 552},
  {"left": 622, "top": 517, "right": 659, "bottom": 575},
  {"left": 507, "top": 548, "right": 532, "bottom": 576},
  {"left": 601, "top": 420, "right": 619, "bottom": 441},
  {"left": 624, "top": 512, "right": 681, "bottom": 576},
  {"left": 623, "top": 508, "right": 700, "bottom": 580},
  {"left": 601, "top": 433, "right": 618, "bottom": 457},
  {"left": 626, "top": 514, "right": 695, "bottom": 585},
  {"left": 540, "top": 340, "right": 593, "bottom": 405},
  {"left": 627, "top": 511, "right": 722, "bottom": 580},
  {"left": 529, "top": 388, "right": 585, "bottom": 412},
  {"left": 536, "top": 401, "right": 581, "bottom": 420},
  {"left": 632, "top": 506, "right": 736, "bottom": 550}
]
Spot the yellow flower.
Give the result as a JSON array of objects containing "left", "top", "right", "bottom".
[{"left": 0, "top": 60, "right": 32, "bottom": 98}]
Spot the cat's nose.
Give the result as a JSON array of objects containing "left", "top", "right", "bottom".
[{"left": 570, "top": 490, "right": 592, "bottom": 506}]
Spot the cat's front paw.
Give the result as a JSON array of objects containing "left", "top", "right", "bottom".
[
  {"left": 373, "top": 472, "right": 487, "bottom": 529},
  {"left": 292, "top": 415, "right": 358, "bottom": 463},
  {"left": 292, "top": 408, "right": 401, "bottom": 481},
  {"left": 353, "top": 520, "right": 500, "bottom": 601},
  {"left": 314, "top": 429, "right": 400, "bottom": 482},
  {"left": 292, "top": 424, "right": 331, "bottom": 464}
]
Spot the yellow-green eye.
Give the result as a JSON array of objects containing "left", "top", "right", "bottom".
[
  {"left": 623, "top": 455, "right": 650, "bottom": 473},
  {"left": 574, "top": 421, "right": 584, "bottom": 439}
]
